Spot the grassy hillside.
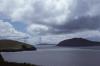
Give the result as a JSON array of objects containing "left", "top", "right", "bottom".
[{"left": 0, "top": 39, "right": 36, "bottom": 51}]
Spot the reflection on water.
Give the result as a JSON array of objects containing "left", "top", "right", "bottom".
[{"left": 2, "top": 45, "right": 100, "bottom": 66}]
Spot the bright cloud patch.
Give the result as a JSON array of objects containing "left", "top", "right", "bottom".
[
  {"left": 0, "top": 0, "right": 75, "bottom": 25},
  {"left": 0, "top": 20, "right": 28, "bottom": 39},
  {"left": 27, "top": 24, "right": 49, "bottom": 35}
]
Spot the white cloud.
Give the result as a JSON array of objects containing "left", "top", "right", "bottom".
[
  {"left": 0, "top": 0, "right": 100, "bottom": 44},
  {"left": 27, "top": 24, "right": 49, "bottom": 36},
  {"left": 0, "top": 0, "right": 75, "bottom": 25},
  {"left": 0, "top": 20, "right": 29, "bottom": 39},
  {"left": 0, "top": 0, "right": 100, "bottom": 25}
]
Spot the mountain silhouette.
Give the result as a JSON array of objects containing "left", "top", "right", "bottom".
[{"left": 57, "top": 38, "right": 100, "bottom": 47}]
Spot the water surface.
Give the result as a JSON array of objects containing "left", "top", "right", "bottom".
[{"left": 2, "top": 45, "right": 100, "bottom": 66}]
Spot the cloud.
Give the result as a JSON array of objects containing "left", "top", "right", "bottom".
[
  {"left": 42, "top": 30, "right": 100, "bottom": 44},
  {"left": 50, "top": 16, "right": 100, "bottom": 34},
  {"left": 2, "top": 0, "right": 100, "bottom": 22},
  {"left": 0, "top": 20, "right": 29, "bottom": 39},
  {"left": 72, "top": 0, "right": 100, "bottom": 17},
  {"left": 0, "top": 0, "right": 75, "bottom": 25},
  {"left": 1, "top": 0, "right": 100, "bottom": 44},
  {"left": 13, "top": 0, "right": 100, "bottom": 35},
  {"left": 87, "top": 4, "right": 100, "bottom": 16},
  {"left": 0, "top": 0, "right": 100, "bottom": 24},
  {"left": 0, "top": 0, "right": 92, "bottom": 31},
  {"left": 27, "top": 24, "right": 49, "bottom": 35}
]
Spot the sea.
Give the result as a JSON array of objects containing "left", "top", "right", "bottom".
[{"left": 2, "top": 44, "right": 100, "bottom": 66}]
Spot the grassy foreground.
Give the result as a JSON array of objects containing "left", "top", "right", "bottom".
[{"left": 0, "top": 61, "right": 38, "bottom": 66}]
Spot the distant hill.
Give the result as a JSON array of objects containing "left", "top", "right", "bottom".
[
  {"left": 0, "top": 39, "right": 36, "bottom": 52},
  {"left": 57, "top": 38, "right": 100, "bottom": 47},
  {"left": 37, "top": 43, "right": 55, "bottom": 45}
]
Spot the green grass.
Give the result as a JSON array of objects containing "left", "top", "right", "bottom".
[
  {"left": 0, "top": 39, "right": 36, "bottom": 51},
  {"left": 0, "top": 61, "right": 38, "bottom": 66}
]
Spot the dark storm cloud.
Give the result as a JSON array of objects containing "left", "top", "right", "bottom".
[
  {"left": 69, "top": 0, "right": 89, "bottom": 18},
  {"left": 69, "top": 0, "right": 100, "bottom": 19},
  {"left": 51, "top": 16, "right": 100, "bottom": 34},
  {"left": 33, "top": 0, "right": 100, "bottom": 35},
  {"left": 47, "top": 0, "right": 100, "bottom": 34}
]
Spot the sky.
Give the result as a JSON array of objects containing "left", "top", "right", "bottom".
[{"left": 0, "top": 0, "right": 100, "bottom": 44}]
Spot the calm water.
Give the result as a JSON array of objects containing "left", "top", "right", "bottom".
[{"left": 2, "top": 45, "right": 100, "bottom": 66}]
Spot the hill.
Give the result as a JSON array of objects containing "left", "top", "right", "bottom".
[
  {"left": 57, "top": 38, "right": 100, "bottom": 47},
  {"left": 0, "top": 39, "right": 37, "bottom": 65},
  {"left": 0, "top": 39, "right": 36, "bottom": 52}
]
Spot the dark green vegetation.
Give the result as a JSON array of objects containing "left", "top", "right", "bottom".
[
  {"left": 0, "top": 61, "right": 37, "bottom": 66},
  {"left": 0, "top": 39, "right": 36, "bottom": 51},
  {"left": 57, "top": 38, "right": 100, "bottom": 47}
]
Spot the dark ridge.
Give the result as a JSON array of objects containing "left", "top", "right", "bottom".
[
  {"left": 0, "top": 54, "right": 4, "bottom": 61},
  {"left": 37, "top": 43, "right": 55, "bottom": 45},
  {"left": 57, "top": 38, "right": 100, "bottom": 47},
  {"left": 0, "top": 61, "right": 37, "bottom": 66}
]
